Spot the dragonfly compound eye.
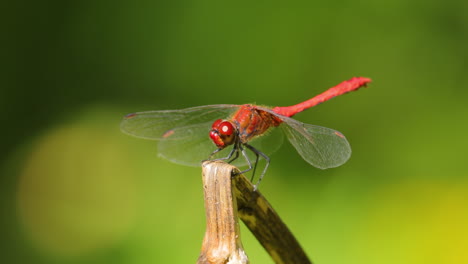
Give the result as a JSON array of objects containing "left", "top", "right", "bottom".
[
  {"left": 218, "top": 121, "right": 234, "bottom": 136},
  {"left": 211, "top": 119, "right": 223, "bottom": 129},
  {"left": 209, "top": 120, "right": 236, "bottom": 148},
  {"left": 209, "top": 130, "right": 225, "bottom": 148}
]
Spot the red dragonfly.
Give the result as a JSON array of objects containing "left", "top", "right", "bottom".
[{"left": 121, "top": 77, "right": 370, "bottom": 188}]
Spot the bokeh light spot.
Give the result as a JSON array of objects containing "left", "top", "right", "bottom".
[
  {"left": 17, "top": 122, "right": 138, "bottom": 257},
  {"left": 352, "top": 181, "right": 468, "bottom": 264}
]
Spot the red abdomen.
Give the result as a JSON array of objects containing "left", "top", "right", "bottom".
[{"left": 229, "top": 105, "right": 282, "bottom": 143}]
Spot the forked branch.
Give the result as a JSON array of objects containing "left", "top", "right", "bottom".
[{"left": 197, "top": 161, "right": 312, "bottom": 264}]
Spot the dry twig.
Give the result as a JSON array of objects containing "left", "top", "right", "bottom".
[{"left": 197, "top": 161, "right": 311, "bottom": 264}]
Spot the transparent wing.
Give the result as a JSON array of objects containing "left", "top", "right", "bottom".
[
  {"left": 279, "top": 117, "right": 351, "bottom": 169},
  {"left": 120, "top": 104, "right": 240, "bottom": 140},
  {"left": 157, "top": 121, "right": 221, "bottom": 166},
  {"left": 157, "top": 121, "right": 284, "bottom": 167},
  {"left": 255, "top": 106, "right": 351, "bottom": 169}
]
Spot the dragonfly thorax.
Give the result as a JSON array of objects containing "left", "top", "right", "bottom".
[{"left": 209, "top": 119, "right": 237, "bottom": 148}]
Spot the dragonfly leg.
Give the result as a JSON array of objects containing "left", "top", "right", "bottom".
[
  {"left": 244, "top": 144, "right": 270, "bottom": 191},
  {"left": 208, "top": 142, "right": 240, "bottom": 163},
  {"left": 226, "top": 145, "right": 240, "bottom": 164},
  {"left": 237, "top": 144, "right": 254, "bottom": 176},
  {"left": 249, "top": 150, "right": 260, "bottom": 182},
  {"left": 209, "top": 141, "right": 267, "bottom": 191},
  {"left": 208, "top": 148, "right": 223, "bottom": 160}
]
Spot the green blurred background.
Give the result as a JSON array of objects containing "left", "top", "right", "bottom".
[{"left": 2, "top": 1, "right": 468, "bottom": 263}]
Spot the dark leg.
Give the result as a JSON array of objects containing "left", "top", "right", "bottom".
[
  {"left": 229, "top": 145, "right": 254, "bottom": 178},
  {"left": 210, "top": 141, "right": 270, "bottom": 191},
  {"left": 209, "top": 142, "right": 240, "bottom": 163},
  {"left": 247, "top": 149, "right": 260, "bottom": 182},
  {"left": 238, "top": 144, "right": 253, "bottom": 175},
  {"left": 208, "top": 148, "right": 223, "bottom": 159},
  {"left": 244, "top": 144, "right": 270, "bottom": 191},
  {"left": 227, "top": 146, "right": 240, "bottom": 164}
]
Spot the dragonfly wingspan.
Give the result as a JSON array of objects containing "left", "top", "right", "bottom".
[{"left": 122, "top": 103, "right": 351, "bottom": 169}]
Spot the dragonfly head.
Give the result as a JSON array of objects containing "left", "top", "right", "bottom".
[{"left": 209, "top": 119, "right": 237, "bottom": 148}]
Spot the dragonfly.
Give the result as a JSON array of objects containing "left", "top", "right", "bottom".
[{"left": 121, "top": 77, "right": 371, "bottom": 189}]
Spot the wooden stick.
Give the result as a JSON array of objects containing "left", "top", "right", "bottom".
[{"left": 198, "top": 160, "right": 312, "bottom": 264}]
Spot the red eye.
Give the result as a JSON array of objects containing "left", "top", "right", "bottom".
[
  {"left": 212, "top": 119, "right": 223, "bottom": 129},
  {"left": 219, "top": 121, "right": 234, "bottom": 135},
  {"left": 209, "top": 130, "right": 225, "bottom": 147}
]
